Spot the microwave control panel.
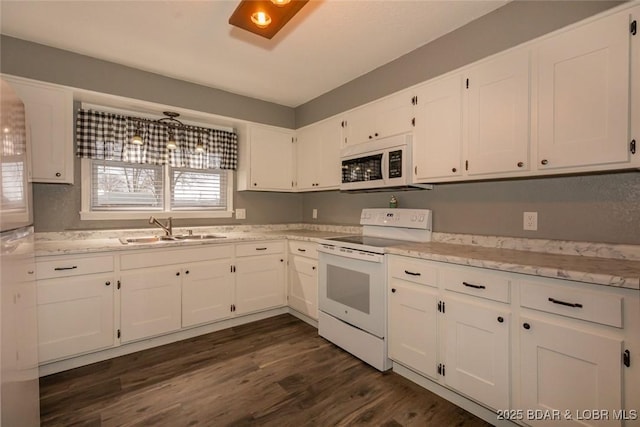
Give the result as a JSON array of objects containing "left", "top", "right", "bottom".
[{"left": 388, "top": 150, "right": 403, "bottom": 178}]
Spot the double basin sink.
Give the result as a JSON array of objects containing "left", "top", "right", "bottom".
[{"left": 119, "top": 234, "right": 227, "bottom": 245}]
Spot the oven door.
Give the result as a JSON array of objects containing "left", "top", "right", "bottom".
[{"left": 318, "top": 245, "right": 386, "bottom": 338}]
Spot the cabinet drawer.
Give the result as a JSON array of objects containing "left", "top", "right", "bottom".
[
  {"left": 520, "top": 280, "right": 623, "bottom": 328},
  {"left": 442, "top": 266, "right": 510, "bottom": 303},
  {"left": 236, "top": 241, "right": 285, "bottom": 257},
  {"left": 37, "top": 255, "right": 114, "bottom": 279},
  {"left": 121, "top": 245, "right": 232, "bottom": 270},
  {"left": 388, "top": 257, "right": 438, "bottom": 288},
  {"left": 288, "top": 240, "right": 318, "bottom": 259}
]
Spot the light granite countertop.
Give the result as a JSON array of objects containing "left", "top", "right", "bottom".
[{"left": 34, "top": 224, "right": 640, "bottom": 290}]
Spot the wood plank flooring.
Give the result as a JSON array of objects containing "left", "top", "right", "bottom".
[{"left": 40, "top": 314, "right": 493, "bottom": 426}]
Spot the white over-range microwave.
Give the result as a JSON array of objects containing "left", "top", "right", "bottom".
[{"left": 340, "top": 133, "right": 431, "bottom": 191}]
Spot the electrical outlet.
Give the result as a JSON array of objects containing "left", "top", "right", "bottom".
[
  {"left": 312, "top": 208, "right": 318, "bottom": 220},
  {"left": 235, "top": 208, "right": 246, "bottom": 220},
  {"left": 523, "top": 212, "right": 538, "bottom": 231}
]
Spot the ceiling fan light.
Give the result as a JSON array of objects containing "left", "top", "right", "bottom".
[
  {"left": 270, "top": 0, "right": 291, "bottom": 6},
  {"left": 250, "top": 11, "right": 271, "bottom": 28}
]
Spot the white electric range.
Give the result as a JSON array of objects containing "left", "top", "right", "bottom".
[{"left": 317, "top": 208, "right": 432, "bottom": 371}]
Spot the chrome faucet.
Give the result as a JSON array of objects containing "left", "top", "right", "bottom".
[{"left": 149, "top": 216, "right": 172, "bottom": 236}]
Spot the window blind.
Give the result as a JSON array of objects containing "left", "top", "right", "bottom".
[
  {"left": 171, "top": 168, "right": 228, "bottom": 210},
  {"left": 91, "top": 161, "right": 163, "bottom": 210}
]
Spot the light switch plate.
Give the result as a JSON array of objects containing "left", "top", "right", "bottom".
[
  {"left": 236, "top": 208, "right": 246, "bottom": 220},
  {"left": 312, "top": 208, "right": 318, "bottom": 219}
]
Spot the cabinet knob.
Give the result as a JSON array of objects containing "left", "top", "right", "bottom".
[
  {"left": 105, "top": 281, "right": 111, "bottom": 286},
  {"left": 185, "top": 270, "right": 189, "bottom": 275},
  {"left": 523, "top": 322, "right": 531, "bottom": 330},
  {"left": 55, "top": 172, "right": 61, "bottom": 177},
  {"left": 368, "top": 135, "right": 373, "bottom": 139},
  {"left": 312, "top": 266, "right": 316, "bottom": 270},
  {"left": 497, "top": 316, "right": 504, "bottom": 323},
  {"left": 374, "top": 133, "right": 378, "bottom": 137},
  {"left": 391, "top": 288, "right": 396, "bottom": 293},
  {"left": 253, "top": 182, "right": 257, "bottom": 186},
  {"left": 541, "top": 159, "right": 548, "bottom": 165},
  {"left": 451, "top": 167, "right": 457, "bottom": 173},
  {"left": 280, "top": 259, "right": 284, "bottom": 262},
  {"left": 176, "top": 272, "right": 180, "bottom": 276},
  {"left": 517, "top": 162, "right": 524, "bottom": 168}
]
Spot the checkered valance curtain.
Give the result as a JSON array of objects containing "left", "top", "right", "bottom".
[{"left": 76, "top": 109, "right": 238, "bottom": 170}]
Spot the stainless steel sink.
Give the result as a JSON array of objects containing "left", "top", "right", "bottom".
[
  {"left": 119, "top": 234, "right": 226, "bottom": 244},
  {"left": 119, "top": 236, "right": 177, "bottom": 244},
  {"left": 173, "top": 234, "right": 227, "bottom": 240}
]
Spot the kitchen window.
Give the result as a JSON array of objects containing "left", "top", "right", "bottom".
[{"left": 77, "top": 108, "right": 237, "bottom": 220}]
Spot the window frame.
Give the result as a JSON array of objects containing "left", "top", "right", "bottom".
[{"left": 80, "top": 158, "right": 234, "bottom": 220}]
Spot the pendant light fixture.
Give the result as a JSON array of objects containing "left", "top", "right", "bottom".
[
  {"left": 131, "top": 122, "right": 143, "bottom": 145},
  {"left": 229, "top": 0, "right": 309, "bottom": 39}
]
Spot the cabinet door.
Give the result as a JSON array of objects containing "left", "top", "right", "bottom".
[
  {"left": 235, "top": 255, "right": 285, "bottom": 314},
  {"left": 443, "top": 297, "right": 510, "bottom": 410},
  {"left": 466, "top": 49, "right": 530, "bottom": 176},
  {"left": 375, "top": 90, "right": 414, "bottom": 140},
  {"left": 248, "top": 126, "right": 295, "bottom": 191},
  {"left": 536, "top": 11, "right": 630, "bottom": 170},
  {"left": 414, "top": 75, "right": 463, "bottom": 181},
  {"left": 343, "top": 105, "right": 376, "bottom": 146},
  {"left": 182, "top": 260, "right": 234, "bottom": 328},
  {"left": 37, "top": 273, "right": 114, "bottom": 362},
  {"left": 5, "top": 78, "right": 73, "bottom": 183},
  {"left": 120, "top": 267, "right": 181, "bottom": 342},
  {"left": 315, "top": 117, "right": 342, "bottom": 189},
  {"left": 288, "top": 255, "right": 318, "bottom": 319},
  {"left": 520, "top": 317, "right": 623, "bottom": 427},
  {"left": 295, "top": 125, "right": 320, "bottom": 190},
  {"left": 388, "top": 279, "right": 439, "bottom": 380}
]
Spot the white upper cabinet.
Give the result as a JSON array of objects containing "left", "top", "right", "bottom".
[
  {"left": 465, "top": 49, "right": 531, "bottom": 176},
  {"left": 535, "top": 10, "right": 632, "bottom": 171},
  {"left": 4, "top": 77, "right": 74, "bottom": 184},
  {"left": 237, "top": 125, "right": 295, "bottom": 192},
  {"left": 296, "top": 117, "right": 341, "bottom": 191},
  {"left": 341, "top": 90, "right": 414, "bottom": 146},
  {"left": 413, "top": 74, "right": 464, "bottom": 181}
]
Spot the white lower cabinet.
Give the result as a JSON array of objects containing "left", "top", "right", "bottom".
[
  {"left": 388, "top": 255, "right": 639, "bottom": 426},
  {"left": 388, "top": 279, "right": 439, "bottom": 379},
  {"left": 388, "top": 255, "right": 511, "bottom": 412},
  {"left": 36, "top": 255, "right": 115, "bottom": 363},
  {"left": 443, "top": 297, "right": 510, "bottom": 410},
  {"left": 235, "top": 241, "right": 286, "bottom": 315},
  {"left": 120, "top": 266, "right": 182, "bottom": 343},
  {"left": 182, "top": 259, "right": 234, "bottom": 328},
  {"left": 287, "top": 241, "right": 319, "bottom": 320},
  {"left": 520, "top": 317, "right": 623, "bottom": 427}
]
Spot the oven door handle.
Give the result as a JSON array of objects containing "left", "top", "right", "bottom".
[{"left": 317, "top": 245, "right": 384, "bottom": 263}]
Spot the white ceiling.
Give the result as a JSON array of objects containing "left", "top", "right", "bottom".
[{"left": 1, "top": 0, "right": 509, "bottom": 108}]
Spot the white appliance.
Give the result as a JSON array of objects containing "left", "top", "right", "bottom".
[
  {"left": 0, "top": 78, "right": 40, "bottom": 426},
  {"left": 317, "top": 208, "right": 432, "bottom": 371},
  {"left": 340, "top": 134, "right": 431, "bottom": 192}
]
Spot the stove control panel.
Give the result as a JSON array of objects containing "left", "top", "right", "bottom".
[{"left": 360, "top": 208, "right": 432, "bottom": 230}]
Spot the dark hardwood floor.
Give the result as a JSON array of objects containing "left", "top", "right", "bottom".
[{"left": 40, "top": 314, "right": 493, "bottom": 426}]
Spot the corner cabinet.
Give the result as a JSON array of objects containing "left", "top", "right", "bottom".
[
  {"left": 295, "top": 117, "right": 341, "bottom": 191},
  {"left": 237, "top": 124, "right": 295, "bottom": 192},
  {"left": 3, "top": 76, "right": 74, "bottom": 184}
]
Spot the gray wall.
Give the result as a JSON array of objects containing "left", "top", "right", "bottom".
[
  {"left": 301, "top": 172, "right": 640, "bottom": 245},
  {"left": 4, "top": 1, "right": 638, "bottom": 244},
  {"left": 0, "top": 36, "right": 295, "bottom": 129},
  {"left": 296, "top": 1, "right": 624, "bottom": 126}
]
